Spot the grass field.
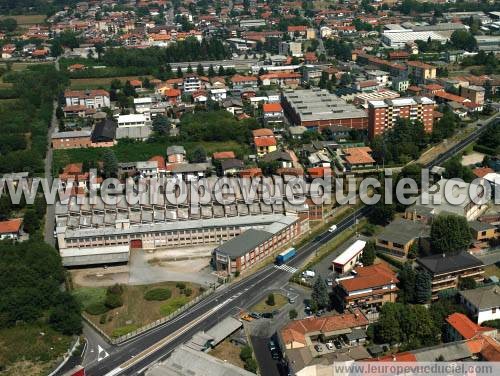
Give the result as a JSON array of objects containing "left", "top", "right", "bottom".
[
  {"left": 0, "top": 14, "right": 46, "bottom": 26},
  {"left": 75, "top": 282, "right": 201, "bottom": 338},
  {"left": 484, "top": 263, "right": 500, "bottom": 279},
  {"left": 53, "top": 140, "right": 250, "bottom": 173},
  {"left": 0, "top": 323, "right": 72, "bottom": 376},
  {"left": 251, "top": 293, "right": 288, "bottom": 313},
  {"left": 70, "top": 76, "right": 153, "bottom": 90}
]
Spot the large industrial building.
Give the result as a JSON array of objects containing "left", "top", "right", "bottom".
[
  {"left": 281, "top": 89, "right": 368, "bottom": 130},
  {"left": 367, "top": 96, "right": 435, "bottom": 138},
  {"left": 212, "top": 215, "right": 304, "bottom": 274},
  {"left": 54, "top": 177, "right": 314, "bottom": 267}
]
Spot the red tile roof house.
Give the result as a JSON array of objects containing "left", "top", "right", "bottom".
[
  {"left": 335, "top": 263, "right": 399, "bottom": 311},
  {"left": 262, "top": 103, "right": 284, "bottom": 126},
  {"left": 280, "top": 308, "right": 369, "bottom": 350},
  {"left": 446, "top": 313, "right": 497, "bottom": 341},
  {"left": 0, "top": 218, "right": 23, "bottom": 240}
]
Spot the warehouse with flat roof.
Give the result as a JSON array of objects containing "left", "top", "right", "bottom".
[{"left": 281, "top": 89, "right": 368, "bottom": 130}]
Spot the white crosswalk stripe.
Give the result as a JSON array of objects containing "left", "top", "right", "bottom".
[{"left": 274, "top": 264, "right": 298, "bottom": 274}]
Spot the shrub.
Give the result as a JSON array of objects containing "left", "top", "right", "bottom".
[
  {"left": 183, "top": 288, "right": 193, "bottom": 297},
  {"left": 240, "top": 345, "right": 253, "bottom": 361},
  {"left": 244, "top": 358, "right": 258, "bottom": 373},
  {"left": 85, "top": 302, "right": 109, "bottom": 315},
  {"left": 199, "top": 286, "right": 206, "bottom": 293},
  {"left": 107, "top": 283, "right": 124, "bottom": 295},
  {"left": 289, "top": 309, "right": 298, "bottom": 320},
  {"left": 266, "top": 293, "right": 275, "bottom": 306},
  {"left": 234, "top": 271, "right": 240, "bottom": 277},
  {"left": 99, "top": 314, "right": 107, "bottom": 324},
  {"left": 176, "top": 282, "right": 186, "bottom": 290},
  {"left": 144, "top": 288, "right": 172, "bottom": 301},
  {"left": 104, "top": 293, "right": 123, "bottom": 309}
]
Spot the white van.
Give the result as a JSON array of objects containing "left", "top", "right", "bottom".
[{"left": 328, "top": 224, "right": 337, "bottom": 233}]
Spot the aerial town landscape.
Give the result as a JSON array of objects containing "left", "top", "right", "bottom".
[{"left": 1, "top": 0, "right": 500, "bottom": 375}]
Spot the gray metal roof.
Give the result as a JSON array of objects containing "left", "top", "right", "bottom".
[
  {"left": 145, "top": 345, "right": 255, "bottom": 376},
  {"left": 469, "top": 220, "right": 496, "bottom": 232},
  {"left": 377, "top": 219, "right": 429, "bottom": 245},
  {"left": 412, "top": 340, "right": 472, "bottom": 361},
  {"left": 215, "top": 228, "right": 273, "bottom": 258},
  {"left": 459, "top": 285, "right": 500, "bottom": 310},
  {"left": 417, "top": 252, "right": 484, "bottom": 276}
]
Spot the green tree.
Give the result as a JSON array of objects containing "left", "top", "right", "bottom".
[
  {"left": 152, "top": 115, "right": 171, "bottom": 135},
  {"left": 415, "top": 270, "right": 432, "bottom": 304},
  {"left": 0, "top": 18, "right": 17, "bottom": 32},
  {"left": 196, "top": 63, "right": 204, "bottom": 76},
  {"left": 398, "top": 262, "right": 416, "bottom": 303},
  {"left": 102, "top": 149, "right": 118, "bottom": 178},
  {"left": 360, "top": 241, "right": 376, "bottom": 266},
  {"left": 368, "top": 201, "right": 395, "bottom": 226},
  {"left": 23, "top": 209, "right": 40, "bottom": 234},
  {"left": 289, "top": 309, "right": 298, "bottom": 319},
  {"left": 190, "top": 145, "right": 207, "bottom": 163},
  {"left": 430, "top": 214, "right": 472, "bottom": 255},
  {"left": 376, "top": 303, "right": 402, "bottom": 344},
  {"left": 312, "top": 276, "right": 329, "bottom": 309},
  {"left": 458, "top": 277, "right": 477, "bottom": 290},
  {"left": 177, "top": 66, "right": 183, "bottom": 78},
  {"left": 450, "top": 29, "right": 477, "bottom": 52},
  {"left": 266, "top": 293, "right": 275, "bottom": 306}
]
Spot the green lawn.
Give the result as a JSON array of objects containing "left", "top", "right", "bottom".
[
  {"left": 72, "top": 286, "right": 107, "bottom": 309},
  {"left": 251, "top": 293, "right": 288, "bottom": 313},
  {"left": 0, "top": 323, "right": 72, "bottom": 376},
  {"left": 75, "top": 282, "right": 200, "bottom": 338},
  {"left": 53, "top": 140, "right": 250, "bottom": 173},
  {"left": 484, "top": 264, "right": 500, "bottom": 279}
]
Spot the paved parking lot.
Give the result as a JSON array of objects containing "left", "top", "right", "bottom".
[{"left": 308, "top": 234, "right": 370, "bottom": 281}]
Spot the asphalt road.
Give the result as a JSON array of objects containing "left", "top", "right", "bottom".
[
  {"left": 84, "top": 206, "right": 368, "bottom": 376},
  {"left": 84, "top": 113, "right": 499, "bottom": 376},
  {"left": 43, "top": 57, "right": 60, "bottom": 247}
]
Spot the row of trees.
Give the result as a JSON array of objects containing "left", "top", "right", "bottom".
[
  {"left": 100, "top": 38, "right": 230, "bottom": 68},
  {"left": 0, "top": 65, "right": 67, "bottom": 173}
]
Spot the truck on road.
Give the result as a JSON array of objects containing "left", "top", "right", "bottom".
[{"left": 276, "top": 247, "right": 297, "bottom": 265}]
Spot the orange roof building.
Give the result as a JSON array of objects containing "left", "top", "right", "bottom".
[
  {"left": 213, "top": 151, "right": 236, "bottom": 160},
  {"left": 342, "top": 147, "right": 375, "bottom": 167},
  {"left": 280, "top": 309, "right": 369, "bottom": 349},
  {"left": 446, "top": 313, "right": 495, "bottom": 340},
  {"left": 0, "top": 218, "right": 22, "bottom": 238},
  {"left": 262, "top": 103, "right": 283, "bottom": 113}
]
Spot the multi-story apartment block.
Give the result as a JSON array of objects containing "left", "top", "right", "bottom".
[
  {"left": 182, "top": 74, "right": 202, "bottom": 93},
  {"left": 368, "top": 96, "right": 435, "bottom": 138},
  {"left": 417, "top": 252, "right": 484, "bottom": 300},
  {"left": 335, "top": 263, "right": 399, "bottom": 311},
  {"left": 460, "top": 85, "right": 486, "bottom": 105},
  {"left": 406, "top": 61, "right": 437, "bottom": 84},
  {"left": 64, "top": 89, "right": 111, "bottom": 109}
]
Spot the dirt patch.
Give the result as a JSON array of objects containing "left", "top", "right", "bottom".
[
  {"left": 70, "top": 265, "right": 130, "bottom": 287},
  {"left": 210, "top": 339, "right": 246, "bottom": 369}
]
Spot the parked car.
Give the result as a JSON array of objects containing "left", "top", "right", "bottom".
[
  {"left": 262, "top": 312, "right": 274, "bottom": 319},
  {"left": 249, "top": 312, "right": 261, "bottom": 319},
  {"left": 288, "top": 297, "right": 295, "bottom": 304},
  {"left": 315, "top": 344, "right": 324, "bottom": 352},
  {"left": 326, "top": 341, "right": 334, "bottom": 350},
  {"left": 326, "top": 278, "right": 333, "bottom": 286},
  {"left": 269, "top": 340, "right": 277, "bottom": 352},
  {"left": 334, "top": 339, "right": 342, "bottom": 349}
]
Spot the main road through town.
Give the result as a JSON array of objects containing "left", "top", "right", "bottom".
[{"left": 85, "top": 114, "right": 498, "bottom": 376}]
